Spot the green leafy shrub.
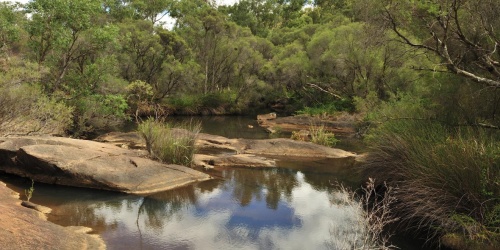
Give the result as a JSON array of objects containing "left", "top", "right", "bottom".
[
  {"left": 71, "top": 94, "right": 129, "bottom": 136},
  {"left": 24, "top": 179, "right": 35, "bottom": 202},
  {"left": 0, "top": 59, "right": 73, "bottom": 135},
  {"left": 138, "top": 118, "right": 200, "bottom": 166},
  {"left": 310, "top": 125, "right": 338, "bottom": 147},
  {"left": 296, "top": 99, "right": 355, "bottom": 118},
  {"left": 166, "top": 90, "right": 244, "bottom": 115}
]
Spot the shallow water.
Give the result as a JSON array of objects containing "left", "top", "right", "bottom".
[
  {"left": 3, "top": 165, "right": 367, "bottom": 250},
  {"left": 0, "top": 116, "right": 423, "bottom": 249}
]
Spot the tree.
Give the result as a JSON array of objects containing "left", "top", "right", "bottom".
[
  {"left": 0, "top": 2, "right": 26, "bottom": 54},
  {"left": 221, "top": 0, "right": 283, "bottom": 37},
  {"left": 118, "top": 20, "right": 199, "bottom": 100},
  {"left": 130, "top": 0, "right": 174, "bottom": 25},
  {"left": 176, "top": 2, "right": 263, "bottom": 95},
  {"left": 382, "top": 0, "right": 500, "bottom": 88},
  {"left": 306, "top": 22, "right": 422, "bottom": 101},
  {"left": 25, "top": 0, "right": 106, "bottom": 91}
]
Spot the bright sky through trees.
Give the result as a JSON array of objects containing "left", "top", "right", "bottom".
[{"left": 0, "top": 0, "right": 240, "bottom": 5}]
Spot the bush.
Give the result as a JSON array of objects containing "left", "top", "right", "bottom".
[
  {"left": 70, "top": 94, "right": 129, "bottom": 136},
  {"left": 310, "top": 125, "right": 338, "bottom": 147},
  {"left": 0, "top": 59, "right": 73, "bottom": 135},
  {"left": 166, "top": 90, "right": 241, "bottom": 115},
  {"left": 363, "top": 120, "right": 500, "bottom": 247},
  {"left": 296, "top": 99, "right": 355, "bottom": 118},
  {"left": 138, "top": 118, "right": 200, "bottom": 166}
]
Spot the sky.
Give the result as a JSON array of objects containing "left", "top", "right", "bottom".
[
  {"left": 1, "top": 0, "right": 241, "bottom": 29},
  {"left": 1, "top": 0, "right": 240, "bottom": 6}
]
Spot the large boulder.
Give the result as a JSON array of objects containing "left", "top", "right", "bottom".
[
  {"left": 0, "top": 181, "right": 105, "bottom": 249},
  {"left": 0, "top": 136, "right": 211, "bottom": 194}
]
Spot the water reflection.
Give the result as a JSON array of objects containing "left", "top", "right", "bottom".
[{"left": 1, "top": 167, "right": 368, "bottom": 250}]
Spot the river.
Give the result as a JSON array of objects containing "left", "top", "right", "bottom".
[{"left": 1, "top": 116, "right": 422, "bottom": 249}]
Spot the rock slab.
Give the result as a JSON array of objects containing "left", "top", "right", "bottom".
[
  {"left": 0, "top": 181, "right": 105, "bottom": 250},
  {"left": 0, "top": 136, "right": 211, "bottom": 194}
]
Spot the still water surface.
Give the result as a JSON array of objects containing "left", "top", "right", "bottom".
[
  {"left": 3, "top": 165, "right": 364, "bottom": 250},
  {"left": 1, "top": 116, "right": 415, "bottom": 249}
]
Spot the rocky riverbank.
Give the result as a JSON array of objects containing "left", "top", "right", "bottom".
[
  {"left": 0, "top": 136, "right": 211, "bottom": 195},
  {"left": 0, "top": 181, "right": 105, "bottom": 249}
]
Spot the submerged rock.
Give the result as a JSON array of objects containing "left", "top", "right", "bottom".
[
  {"left": 21, "top": 200, "right": 52, "bottom": 214},
  {"left": 0, "top": 136, "right": 211, "bottom": 194},
  {"left": 0, "top": 181, "right": 105, "bottom": 249}
]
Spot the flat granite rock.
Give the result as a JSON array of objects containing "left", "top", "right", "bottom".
[
  {"left": 0, "top": 181, "right": 105, "bottom": 250},
  {"left": 194, "top": 154, "right": 276, "bottom": 169},
  {"left": 197, "top": 133, "right": 357, "bottom": 160},
  {"left": 0, "top": 136, "right": 211, "bottom": 194}
]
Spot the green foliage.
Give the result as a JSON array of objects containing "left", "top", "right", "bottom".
[
  {"left": 0, "top": 58, "right": 73, "bottom": 135},
  {"left": 71, "top": 94, "right": 128, "bottom": 136},
  {"left": 296, "top": 99, "right": 354, "bottom": 117},
  {"left": 138, "top": 118, "right": 200, "bottom": 166},
  {"left": 310, "top": 125, "right": 339, "bottom": 147},
  {"left": 166, "top": 90, "right": 244, "bottom": 115},
  {"left": 24, "top": 179, "right": 35, "bottom": 202},
  {"left": 0, "top": 2, "right": 25, "bottom": 50}
]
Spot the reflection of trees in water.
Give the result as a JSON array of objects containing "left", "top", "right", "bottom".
[
  {"left": 303, "top": 173, "right": 338, "bottom": 192},
  {"left": 48, "top": 195, "right": 133, "bottom": 234},
  {"left": 224, "top": 168, "right": 299, "bottom": 209},
  {"left": 278, "top": 158, "right": 361, "bottom": 191},
  {"left": 138, "top": 185, "right": 198, "bottom": 230}
]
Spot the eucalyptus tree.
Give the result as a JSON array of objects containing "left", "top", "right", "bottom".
[
  {"left": 221, "top": 0, "right": 284, "bottom": 37},
  {"left": 25, "top": 0, "right": 109, "bottom": 91},
  {"left": 380, "top": 0, "right": 500, "bottom": 88},
  {"left": 25, "top": 0, "right": 129, "bottom": 134},
  {"left": 0, "top": 2, "right": 26, "bottom": 53},
  {"left": 175, "top": 0, "right": 269, "bottom": 98},
  {"left": 306, "top": 21, "right": 422, "bottom": 101},
  {"left": 355, "top": 0, "right": 500, "bottom": 128},
  {"left": 129, "top": 0, "right": 174, "bottom": 25},
  {"left": 118, "top": 19, "right": 200, "bottom": 100}
]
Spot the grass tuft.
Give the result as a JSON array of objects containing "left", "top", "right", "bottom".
[
  {"left": 363, "top": 120, "right": 500, "bottom": 247},
  {"left": 138, "top": 118, "right": 200, "bottom": 166}
]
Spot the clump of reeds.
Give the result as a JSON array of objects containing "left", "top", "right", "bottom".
[
  {"left": 363, "top": 120, "right": 500, "bottom": 248},
  {"left": 138, "top": 118, "right": 201, "bottom": 166}
]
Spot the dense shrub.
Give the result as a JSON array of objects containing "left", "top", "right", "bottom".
[
  {"left": 70, "top": 94, "right": 128, "bottom": 136},
  {"left": 0, "top": 59, "right": 73, "bottom": 135},
  {"left": 296, "top": 99, "right": 355, "bottom": 117}
]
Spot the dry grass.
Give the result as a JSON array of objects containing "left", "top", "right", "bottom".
[{"left": 328, "top": 178, "right": 399, "bottom": 250}]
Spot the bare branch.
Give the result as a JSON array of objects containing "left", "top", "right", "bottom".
[{"left": 305, "top": 83, "right": 343, "bottom": 99}]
